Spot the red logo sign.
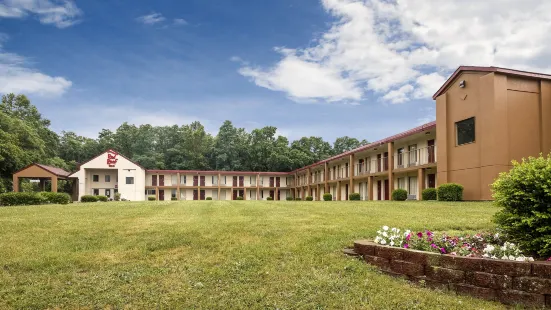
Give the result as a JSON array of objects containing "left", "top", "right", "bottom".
[{"left": 107, "top": 151, "right": 118, "bottom": 167}]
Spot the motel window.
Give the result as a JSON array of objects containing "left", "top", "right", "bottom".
[
  {"left": 105, "top": 175, "right": 110, "bottom": 182},
  {"left": 93, "top": 175, "right": 99, "bottom": 182},
  {"left": 126, "top": 177, "right": 134, "bottom": 184},
  {"left": 145, "top": 189, "right": 156, "bottom": 196},
  {"left": 93, "top": 189, "right": 99, "bottom": 195},
  {"left": 181, "top": 175, "right": 186, "bottom": 185},
  {"left": 397, "top": 148, "right": 404, "bottom": 167},
  {"left": 105, "top": 189, "right": 111, "bottom": 197},
  {"left": 171, "top": 175, "right": 177, "bottom": 185},
  {"left": 456, "top": 117, "right": 475, "bottom": 145}
]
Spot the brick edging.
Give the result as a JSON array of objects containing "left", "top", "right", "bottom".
[{"left": 354, "top": 240, "right": 551, "bottom": 307}]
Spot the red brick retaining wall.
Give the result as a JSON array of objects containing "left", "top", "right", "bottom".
[{"left": 354, "top": 240, "right": 551, "bottom": 307}]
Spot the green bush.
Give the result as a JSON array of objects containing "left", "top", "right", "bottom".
[
  {"left": 323, "top": 193, "right": 332, "bottom": 201},
  {"left": 0, "top": 192, "right": 46, "bottom": 206},
  {"left": 114, "top": 192, "right": 121, "bottom": 201},
  {"left": 422, "top": 188, "right": 437, "bottom": 201},
  {"left": 349, "top": 193, "right": 361, "bottom": 201},
  {"left": 206, "top": 197, "right": 212, "bottom": 200},
  {"left": 392, "top": 189, "right": 408, "bottom": 201},
  {"left": 97, "top": 195, "right": 108, "bottom": 202},
  {"left": 147, "top": 196, "right": 156, "bottom": 201},
  {"left": 38, "top": 192, "right": 71, "bottom": 205},
  {"left": 492, "top": 155, "right": 551, "bottom": 258},
  {"left": 171, "top": 197, "right": 177, "bottom": 201},
  {"left": 305, "top": 196, "right": 313, "bottom": 201},
  {"left": 295, "top": 197, "right": 302, "bottom": 201},
  {"left": 286, "top": 196, "right": 293, "bottom": 201},
  {"left": 267, "top": 197, "right": 274, "bottom": 201},
  {"left": 437, "top": 183, "right": 464, "bottom": 201},
  {"left": 81, "top": 195, "right": 99, "bottom": 203},
  {"left": 236, "top": 196, "right": 244, "bottom": 200}
]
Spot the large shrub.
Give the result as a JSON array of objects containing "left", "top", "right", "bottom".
[
  {"left": 437, "top": 183, "right": 464, "bottom": 201},
  {"left": 206, "top": 197, "right": 212, "bottom": 200},
  {"left": 81, "top": 195, "right": 99, "bottom": 203},
  {"left": 0, "top": 192, "right": 46, "bottom": 206},
  {"left": 267, "top": 196, "right": 274, "bottom": 201},
  {"left": 349, "top": 193, "right": 360, "bottom": 201},
  {"left": 492, "top": 155, "right": 551, "bottom": 258},
  {"left": 236, "top": 196, "right": 244, "bottom": 200},
  {"left": 286, "top": 196, "right": 293, "bottom": 201},
  {"left": 392, "top": 189, "right": 408, "bottom": 201},
  {"left": 147, "top": 196, "right": 156, "bottom": 201},
  {"left": 171, "top": 197, "right": 177, "bottom": 201},
  {"left": 422, "top": 188, "right": 437, "bottom": 201},
  {"left": 38, "top": 192, "right": 71, "bottom": 205},
  {"left": 295, "top": 197, "right": 302, "bottom": 201},
  {"left": 323, "top": 193, "right": 332, "bottom": 201},
  {"left": 96, "top": 195, "right": 108, "bottom": 202},
  {"left": 305, "top": 196, "right": 313, "bottom": 201},
  {"left": 114, "top": 193, "right": 121, "bottom": 201}
]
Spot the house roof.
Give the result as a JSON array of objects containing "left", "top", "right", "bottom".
[
  {"left": 146, "top": 170, "right": 291, "bottom": 176},
  {"left": 291, "top": 121, "right": 436, "bottom": 174},
  {"left": 74, "top": 149, "right": 146, "bottom": 171},
  {"left": 13, "top": 163, "right": 72, "bottom": 178},
  {"left": 432, "top": 66, "right": 551, "bottom": 99}
]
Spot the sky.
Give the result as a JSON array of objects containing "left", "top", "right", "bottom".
[{"left": 2, "top": 0, "right": 551, "bottom": 142}]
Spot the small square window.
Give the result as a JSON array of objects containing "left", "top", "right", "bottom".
[
  {"left": 105, "top": 175, "right": 110, "bottom": 182},
  {"left": 456, "top": 117, "right": 475, "bottom": 145},
  {"left": 126, "top": 177, "right": 134, "bottom": 184},
  {"left": 93, "top": 175, "right": 99, "bottom": 182},
  {"left": 93, "top": 189, "right": 99, "bottom": 195}
]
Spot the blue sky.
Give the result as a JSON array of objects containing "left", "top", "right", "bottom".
[{"left": 1, "top": 0, "right": 549, "bottom": 142}]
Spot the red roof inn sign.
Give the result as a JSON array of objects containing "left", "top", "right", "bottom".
[{"left": 107, "top": 150, "right": 118, "bottom": 167}]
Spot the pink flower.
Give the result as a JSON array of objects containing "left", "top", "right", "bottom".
[
  {"left": 426, "top": 230, "right": 433, "bottom": 237},
  {"left": 406, "top": 234, "right": 411, "bottom": 241},
  {"left": 403, "top": 244, "right": 409, "bottom": 249},
  {"left": 547, "top": 257, "right": 551, "bottom": 262},
  {"left": 430, "top": 243, "right": 438, "bottom": 249},
  {"left": 451, "top": 252, "right": 457, "bottom": 256},
  {"left": 440, "top": 248, "right": 446, "bottom": 254},
  {"left": 428, "top": 237, "right": 433, "bottom": 242},
  {"left": 417, "top": 232, "right": 423, "bottom": 239}
]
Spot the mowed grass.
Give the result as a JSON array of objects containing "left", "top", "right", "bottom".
[{"left": 0, "top": 201, "right": 506, "bottom": 309}]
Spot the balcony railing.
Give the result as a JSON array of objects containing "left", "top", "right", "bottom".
[
  {"left": 355, "top": 157, "right": 388, "bottom": 176},
  {"left": 394, "top": 145, "right": 437, "bottom": 169}
]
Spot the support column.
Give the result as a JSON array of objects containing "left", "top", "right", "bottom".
[
  {"left": 418, "top": 168, "right": 426, "bottom": 200},
  {"left": 368, "top": 176, "right": 374, "bottom": 201},
  {"left": 256, "top": 174, "right": 260, "bottom": 200},
  {"left": 307, "top": 168, "right": 311, "bottom": 198},
  {"left": 316, "top": 184, "right": 320, "bottom": 201},
  {"left": 218, "top": 173, "right": 221, "bottom": 200},
  {"left": 177, "top": 172, "right": 181, "bottom": 200},
  {"left": 324, "top": 162, "right": 329, "bottom": 193},
  {"left": 349, "top": 154, "right": 354, "bottom": 195},
  {"left": 337, "top": 181, "right": 342, "bottom": 201},
  {"left": 51, "top": 176, "right": 58, "bottom": 193},
  {"left": 12, "top": 175, "right": 19, "bottom": 192},
  {"left": 387, "top": 142, "right": 394, "bottom": 200}
]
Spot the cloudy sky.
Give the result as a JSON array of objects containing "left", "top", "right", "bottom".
[{"left": 1, "top": 0, "right": 551, "bottom": 141}]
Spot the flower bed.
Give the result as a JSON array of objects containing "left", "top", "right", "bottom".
[
  {"left": 374, "top": 226, "right": 537, "bottom": 262},
  {"left": 352, "top": 226, "right": 551, "bottom": 307}
]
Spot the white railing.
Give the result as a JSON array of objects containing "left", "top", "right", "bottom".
[
  {"left": 394, "top": 145, "right": 437, "bottom": 169},
  {"left": 355, "top": 157, "right": 388, "bottom": 176}
]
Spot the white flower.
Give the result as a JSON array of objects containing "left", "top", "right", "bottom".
[
  {"left": 380, "top": 239, "right": 387, "bottom": 245},
  {"left": 508, "top": 255, "right": 515, "bottom": 261},
  {"left": 383, "top": 226, "right": 389, "bottom": 231},
  {"left": 390, "top": 241, "right": 395, "bottom": 246},
  {"left": 491, "top": 256, "right": 497, "bottom": 259},
  {"left": 382, "top": 232, "right": 388, "bottom": 237},
  {"left": 482, "top": 254, "right": 490, "bottom": 258},
  {"left": 528, "top": 257, "right": 535, "bottom": 262},
  {"left": 494, "top": 233, "right": 499, "bottom": 239},
  {"left": 501, "top": 255, "right": 508, "bottom": 260},
  {"left": 516, "top": 257, "right": 525, "bottom": 262},
  {"left": 374, "top": 236, "right": 381, "bottom": 243}
]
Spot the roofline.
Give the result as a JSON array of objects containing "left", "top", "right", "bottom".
[
  {"left": 74, "top": 149, "right": 146, "bottom": 171},
  {"left": 13, "top": 163, "right": 71, "bottom": 178},
  {"left": 146, "top": 170, "right": 291, "bottom": 176},
  {"left": 432, "top": 66, "right": 551, "bottom": 99},
  {"left": 291, "top": 121, "right": 436, "bottom": 174}
]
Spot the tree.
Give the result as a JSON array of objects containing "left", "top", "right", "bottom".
[{"left": 332, "top": 136, "right": 368, "bottom": 155}]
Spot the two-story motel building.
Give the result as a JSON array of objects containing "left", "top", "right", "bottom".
[{"left": 63, "top": 66, "right": 551, "bottom": 201}]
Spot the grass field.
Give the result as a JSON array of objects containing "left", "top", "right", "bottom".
[{"left": 0, "top": 201, "right": 505, "bottom": 309}]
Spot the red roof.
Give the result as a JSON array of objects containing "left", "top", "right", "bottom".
[
  {"left": 13, "top": 163, "right": 72, "bottom": 178},
  {"left": 432, "top": 66, "right": 551, "bottom": 99},
  {"left": 291, "top": 121, "right": 436, "bottom": 174},
  {"left": 75, "top": 149, "right": 146, "bottom": 170},
  {"left": 146, "top": 170, "right": 290, "bottom": 176}
]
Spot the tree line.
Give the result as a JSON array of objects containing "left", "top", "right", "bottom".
[{"left": 0, "top": 93, "right": 368, "bottom": 192}]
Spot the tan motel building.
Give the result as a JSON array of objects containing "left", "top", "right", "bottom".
[{"left": 31, "top": 66, "right": 551, "bottom": 201}]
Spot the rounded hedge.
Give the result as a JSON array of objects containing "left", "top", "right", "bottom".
[
  {"left": 81, "top": 195, "right": 99, "bottom": 203},
  {"left": 323, "top": 193, "right": 332, "bottom": 201},
  {"left": 147, "top": 196, "right": 156, "bottom": 201},
  {"left": 492, "top": 155, "right": 551, "bottom": 258},
  {"left": 38, "top": 192, "right": 71, "bottom": 205},
  {"left": 171, "top": 197, "right": 177, "bottom": 201},
  {"left": 392, "top": 189, "right": 408, "bottom": 201},
  {"left": 305, "top": 196, "right": 313, "bottom": 201},
  {"left": 97, "top": 195, "right": 108, "bottom": 202},
  {"left": 295, "top": 197, "right": 302, "bottom": 201},
  {"left": 286, "top": 196, "right": 293, "bottom": 201},
  {"left": 349, "top": 193, "right": 361, "bottom": 201},
  {"left": 114, "top": 192, "right": 121, "bottom": 201},
  {"left": 206, "top": 197, "right": 212, "bottom": 200},
  {"left": 437, "top": 183, "right": 464, "bottom": 201},
  {"left": 236, "top": 196, "right": 244, "bottom": 200},
  {"left": 422, "top": 188, "right": 437, "bottom": 201},
  {"left": 0, "top": 192, "right": 46, "bottom": 206}
]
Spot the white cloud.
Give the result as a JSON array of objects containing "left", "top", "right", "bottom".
[
  {"left": 0, "top": 0, "right": 81, "bottom": 28},
  {"left": 173, "top": 18, "right": 187, "bottom": 26},
  {"left": 240, "top": 0, "right": 551, "bottom": 104},
  {"left": 0, "top": 39, "right": 72, "bottom": 96},
  {"left": 136, "top": 12, "right": 165, "bottom": 25}
]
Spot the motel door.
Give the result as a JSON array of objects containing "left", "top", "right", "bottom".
[
  {"left": 152, "top": 175, "right": 158, "bottom": 186},
  {"left": 233, "top": 176, "right": 238, "bottom": 187},
  {"left": 269, "top": 190, "right": 274, "bottom": 199},
  {"left": 193, "top": 190, "right": 198, "bottom": 200},
  {"left": 377, "top": 154, "right": 382, "bottom": 172},
  {"left": 159, "top": 190, "right": 165, "bottom": 201},
  {"left": 159, "top": 175, "right": 165, "bottom": 186},
  {"left": 276, "top": 177, "right": 280, "bottom": 187},
  {"left": 345, "top": 184, "right": 349, "bottom": 200},
  {"left": 239, "top": 176, "right": 244, "bottom": 187},
  {"left": 428, "top": 140, "right": 435, "bottom": 163},
  {"left": 200, "top": 190, "right": 205, "bottom": 200},
  {"left": 269, "top": 177, "right": 274, "bottom": 187},
  {"left": 428, "top": 174, "right": 436, "bottom": 188},
  {"left": 277, "top": 190, "right": 281, "bottom": 200},
  {"left": 384, "top": 180, "right": 390, "bottom": 200},
  {"left": 200, "top": 176, "right": 205, "bottom": 186},
  {"left": 383, "top": 152, "right": 389, "bottom": 171},
  {"left": 377, "top": 181, "right": 382, "bottom": 200},
  {"left": 193, "top": 176, "right": 198, "bottom": 186}
]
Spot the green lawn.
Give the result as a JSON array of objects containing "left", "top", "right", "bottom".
[{"left": 0, "top": 201, "right": 505, "bottom": 309}]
